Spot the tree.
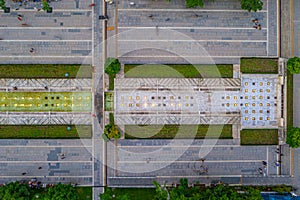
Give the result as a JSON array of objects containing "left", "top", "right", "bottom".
[
  {"left": 0, "top": 182, "right": 31, "bottom": 200},
  {"left": 0, "top": 0, "right": 6, "bottom": 10},
  {"left": 287, "top": 127, "right": 300, "bottom": 148},
  {"left": 185, "top": 0, "right": 204, "bottom": 8},
  {"left": 287, "top": 57, "right": 300, "bottom": 74},
  {"left": 100, "top": 187, "right": 113, "bottom": 200},
  {"left": 44, "top": 183, "right": 78, "bottom": 200},
  {"left": 240, "top": 0, "right": 263, "bottom": 12},
  {"left": 42, "top": 0, "right": 50, "bottom": 11},
  {"left": 104, "top": 124, "right": 121, "bottom": 139},
  {"left": 153, "top": 181, "right": 169, "bottom": 200},
  {"left": 105, "top": 58, "right": 121, "bottom": 75}
]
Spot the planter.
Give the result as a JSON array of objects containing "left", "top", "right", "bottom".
[
  {"left": 46, "top": 7, "right": 52, "bottom": 13},
  {"left": 4, "top": 7, "right": 10, "bottom": 13}
]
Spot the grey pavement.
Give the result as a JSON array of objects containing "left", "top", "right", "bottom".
[
  {"left": 294, "top": 0, "right": 300, "bottom": 57},
  {"left": 280, "top": 0, "right": 292, "bottom": 58},
  {"left": 0, "top": 0, "right": 93, "bottom": 64},
  {"left": 118, "top": 0, "right": 268, "bottom": 10},
  {"left": 107, "top": 139, "right": 288, "bottom": 186},
  {"left": 114, "top": 0, "right": 278, "bottom": 64},
  {"left": 0, "top": 79, "right": 92, "bottom": 92},
  {"left": 0, "top": 139, "right": 93, "bottom": 186},
  {"left": 293, "top": 148, "right": 300, "bottom": 195},
  {"left": 293, "top": 74, "right": 300, "bottom": 127},
  {"left": 92, "top": 0, "right": 105, "bottom": 198}
]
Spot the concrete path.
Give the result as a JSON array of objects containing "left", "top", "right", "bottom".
[
  {"left": 0, "top": 139, "right": 93, "bottom": 185},
  {"left": 107, "top": 139, "right": 289, "bottom": 187},
  {"left": 293, "top": 74, "right": 300, "bottom": 127},
  {"left": 115, "top": 0, "right": 278, "bottom": 64}
]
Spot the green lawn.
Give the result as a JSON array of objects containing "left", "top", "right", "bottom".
[
  {"left": 124, "top": 64, "right": 233, "bottom": 78},
  {"left": 104, "top": 92, "right": 114, "bottom": 111},
  {"left": 287, "top": 72, "right": 293, "bottom": 127},
  {"left": 111, "top": 188, "right": 155, "bottom": 200},
  {"left": 240, "top": 129, "right": 278, "bottom": 145},
  {"left": 125, "top": 125, "right": 232, "bottom": 139},
  {"left": 0, "top": 125, "right": 92, "bottom": 139},
  {"left": 0, "top": 92, "right": 92, "bottom": 112},
  {"left": 109, "top": 74, "right": 115, "bottom": 90},
  {"left": 76, "top": 187, "right": 92, "bottom": 200},
  {"left": 240, "top": 58, "right": 278, "bottom": 74},
  {"left": 0, "top": 64, "right": 92, "bottom": 78}
]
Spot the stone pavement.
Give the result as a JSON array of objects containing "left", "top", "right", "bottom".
[
  {"left": 0, "top": 139, "right": 93, "bottom": 186},
  {"left": 107, "top": 139, "right": 289, "bottom": 187},
  {"left": 0, "top": 79, "right": 92, "bottom": 92},
  {"left": 294, "top": 0, "right": 300, "bottom": 57},
  {"left": 0, "top": 0, "right": 93, "bottom": 64},
  {"left": 0, "top": 112, "right": 92, "bottom": 125},
  {"left": 280, "top": 0, "right": 292, "bottom": 58},
  {"left": 115, "top": 0, "right": 278, "bottom": 64},
  {"left": 293, "top": 74, "right": 300, "bottom": 127}
]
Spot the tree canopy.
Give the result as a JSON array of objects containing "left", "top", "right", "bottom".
[
  {"left": 105, "top": 58, "right": 121, "bottom": 75},
  {"left": 43, "top": 183, "right": 78, "bottom": 200},
  {"left": 287, "top": 57, "right": 300, "bottom": 74},
  {"left": 0, "top": 0, "right": 6, "bottom": 10},
  {"left": 104, "top": 124, "right": 121, "bottom": 139},
  {"left": 153, "top": 179, "right": 263, "bottom": 200},
  {"left": 240, "top": 0, "right": 263, "bottom": 12},
  {"left": 287, "top": 127, "right": 300, "bottom": 148},
  {"left": 0, "top": 182, "right": 31, "bottom": 200}
]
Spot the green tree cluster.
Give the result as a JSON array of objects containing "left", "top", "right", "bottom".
[
  {"left": 104, "top": 113, "right": 121, "bottom": 140},
  {"left": 153, "top": 179, "right": 263, "bottom": 200},
  {"left": 104, "top": 124, "right": 121, "bottom": 139},
  {"left": 42, "top": 0, "right": 50, "bottom": 11},
  {"left": 0, "top": 0, "right": 6, "bottom": 10},
  {"left": 0, "top": 182, "right": 79, "bottom": 200},
  {"left": 240, "top": 0, "right": 263, "bottom": 12},
  {"left": 168, "top": 0, "right": 264, "bottom": 12},
  {"left": 287, "top": 57, "right": 300, "bottom": 74},
  {"left": 287, "top": 127, "right": 300, "bottom": 148},
  {"left": 105, "top": 58, "right": 121, "bottom": 75},
  {"left": 101, "top": 179, "right": 263, "bottom": 200}
]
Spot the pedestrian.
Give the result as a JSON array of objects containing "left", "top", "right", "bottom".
[
  {"left": 257, "top": 24, "right": 261, "bottom": 30},
  {"left": 262, "top": 161, "right": 267, "bottom": 165},
  {"left": 252, "top": 18, "right": 258, "bottom": 23},
  {"left": 29, "top": 48, "right": 35, "bottom": 53}
]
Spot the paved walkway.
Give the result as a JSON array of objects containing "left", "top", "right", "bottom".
[
  {"left": 294, "top": 0, "right": 300, "bottom": 57},
  {"left": 107, "top": 139, "right": 289, "bottom": 187},
  {"left": 0, "top": 0, "right": 93, "bottom": 64},
  {"left": 293, "top": 74, "right": 300, "bottom": 127},
  {"left": 0, "top": 79, "right": 92, "bottom": 92},
  {"left": 116, "top": 0, "right": 278, "bottom": 64},
  {"left": 0, "top": 139, "right": 93, "bottom": 185}
]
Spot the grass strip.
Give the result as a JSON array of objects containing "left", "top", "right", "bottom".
[
  {"left": 111, "top": 188, "right": 156, "bottom": 200},
  {"left": 287, "top": 72, "right": 293, "bottom": 127},
  {"left": 125, "top": 125, "right": 232, "bottom": 139},
  {"left": 0, "top": 64, "right": 92, "bottom": 78},
  {"left": 124, "top": 64, "right": 233, "bottom": 78},
  {"left": 240, "top": 129, "right": 278, "bottom": 145},
  {"left": 0, "top": 125, "right": 92, "bottom": 139},
  {"left": 240, "top": 58, "right": 278, "bottom": 74}
]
